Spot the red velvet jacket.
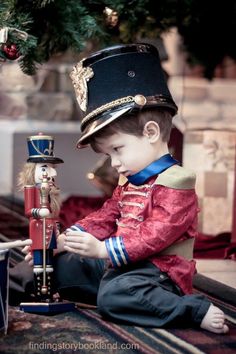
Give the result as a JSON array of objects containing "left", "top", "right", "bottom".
[{"left": 70, "top": 163, "right": 199, "bottom": 294}]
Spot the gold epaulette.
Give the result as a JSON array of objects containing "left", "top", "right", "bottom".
[
  {"left": 118, "top": 174, "right": 128, "bottom": 186},
  {"left": 155, "top": 165, "right": 196, "bottom": 190}
]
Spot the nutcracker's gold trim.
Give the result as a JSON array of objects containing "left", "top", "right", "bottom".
[
  {"left": 27, "top": 136, "right": 53, "bottom": 140},
  {"left": 29, "top": 139, "right": 54, "bottom": 157},
  {"left": 29, "top": 154, "right": 54, "bottom": 158}
]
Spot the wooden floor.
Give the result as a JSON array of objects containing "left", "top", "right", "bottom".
[{"left": 196, "top": 259, "right": 236, "bottom": 289}]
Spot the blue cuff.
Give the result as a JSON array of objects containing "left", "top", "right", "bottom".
[
  {"left": 105, "top": 236, "right": 130, "bottom": 267},
  {"left": 66, "top": 224, "right": 85, "bottom": 232}
]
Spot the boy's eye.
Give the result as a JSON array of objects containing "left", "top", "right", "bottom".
[{"left": 114, "top": 146, "right": 123, "bottom": 152}]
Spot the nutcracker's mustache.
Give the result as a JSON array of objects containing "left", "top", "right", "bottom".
[{"left": 48, "top": 178, "right": 57, "bottom": 188}]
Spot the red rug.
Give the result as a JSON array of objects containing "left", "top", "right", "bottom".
[{"left": 0, "top": 283, "right": 235, "bottom": 354}]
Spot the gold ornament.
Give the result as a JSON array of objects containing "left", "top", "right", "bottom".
[
  {"left": 104, "top": 7, "right": 119, "bottom": 28},
  {"left": 70, "top": 59, "right": 94, "bottom": 112}
]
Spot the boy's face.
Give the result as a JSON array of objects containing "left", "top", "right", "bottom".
[{"left": 94, "top": 132, "right": 156, "bottom": 177}]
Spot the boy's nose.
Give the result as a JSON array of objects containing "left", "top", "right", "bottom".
[{"left": 111, "top": 157, "right": 121, "bottom": 168}]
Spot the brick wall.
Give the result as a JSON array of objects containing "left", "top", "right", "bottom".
[
  {"left": 169, "top": 77, "right": 236, "bottom": 235},
  {"left": 0, "top": 48, "right": 96, "bottom": 122},
  {"left": 0, "top": 61, "right": 74, "bottom": 121}
]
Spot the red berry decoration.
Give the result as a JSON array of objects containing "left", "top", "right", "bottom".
[{"left": 2, "top": 43, "right": 20, "bottom": 60}]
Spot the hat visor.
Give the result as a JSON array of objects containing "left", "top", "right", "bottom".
[
  {"left": 27, "top": 157, "right": 64, "bottom": 164},
  {"left": 77, "top": 104, "right": 136, "bottom": 148}
]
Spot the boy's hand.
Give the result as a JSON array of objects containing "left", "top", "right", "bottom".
[
  {"left": 55, "top": 233, "right": 67, "bottom": 255},
  {"left": 22, "top": 244, "right": 33, "bottom": 266},
  {"left": 64, "top": 230, "right": 109, "bottom": 259},
  {"left": 21, "top": 233, "right": 66, "bottom": 264}
]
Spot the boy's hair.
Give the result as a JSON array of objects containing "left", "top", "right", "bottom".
[{"left": 90, "top": 108, "right": 173, "bottom": 151}]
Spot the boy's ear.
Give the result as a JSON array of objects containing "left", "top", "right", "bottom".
[{"left": 143, "top": 121, "right": 160, "bottom": 142}]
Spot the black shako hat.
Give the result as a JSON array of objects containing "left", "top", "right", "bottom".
[
  {"left": 27, "top": 133, "right": 64, "bottom": 164},
  {"left": 70, "top": 43, "right": 178, "bottom": 148}
]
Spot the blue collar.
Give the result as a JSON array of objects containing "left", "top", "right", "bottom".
[{"left": 127, "top": 154, "right": 179, "bottom": 186}]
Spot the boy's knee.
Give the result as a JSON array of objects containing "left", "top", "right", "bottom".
[
  {"left": 97, "top": 278, "right": 122, "bottom": 316},
  {"left": 97, "top": 282, "right": 114, "bottom": 316},
  {"left": 97, "top": 276, "right": 128, "bottom": 316}
]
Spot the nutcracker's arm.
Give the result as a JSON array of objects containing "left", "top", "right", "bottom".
[{"left": 24, "top": 185, "right": 50, "bottom": 218}]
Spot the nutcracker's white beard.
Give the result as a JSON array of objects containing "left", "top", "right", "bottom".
[
  {"left": 18, "top": 162, "right": 61, "bottom": 217},
  {"left": 49, "top": 185, "right": 61, "bottom": 217},
  {"left": 18, "top": 163, "right": 36, "bottom": 188}
]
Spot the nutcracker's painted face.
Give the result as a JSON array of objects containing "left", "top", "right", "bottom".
[{"left": 34, "top": 163, "right": 57, "bottom": 185}]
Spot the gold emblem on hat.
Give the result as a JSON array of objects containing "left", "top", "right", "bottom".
[
  {"left": 70, "top": 59, "right": 94, "bottom": 112},
  {"left": 134, "top": 94, "right": 147, "bottom": 106}
]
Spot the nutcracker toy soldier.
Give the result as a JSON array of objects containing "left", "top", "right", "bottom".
[{"left": 18, "top": 133, "right": 74, "bottom": 313}]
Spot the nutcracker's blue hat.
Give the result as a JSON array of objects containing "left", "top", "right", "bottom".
[
  {"left": 27, "top": 133, "right": 64, "bottom": 164},
  {"left": 70, "top": 43, "right": 178, "bottom": 148}
]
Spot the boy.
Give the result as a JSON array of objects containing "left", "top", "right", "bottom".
[{"left": 26, "top": 43, "right": 228, "bottom": 333}]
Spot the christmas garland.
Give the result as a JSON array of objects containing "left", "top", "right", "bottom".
[{"left": 0, "top": 0, "right": 235, "bottom": 78}]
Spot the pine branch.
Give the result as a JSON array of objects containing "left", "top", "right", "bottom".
[{"left": 0, "top": 0, "right": 235, "bottom": 78}]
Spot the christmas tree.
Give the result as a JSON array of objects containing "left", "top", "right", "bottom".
[{"left": 0, "top": 0, "right": 235, "bottom": 78}]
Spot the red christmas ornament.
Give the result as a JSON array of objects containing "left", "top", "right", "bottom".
[{"left": 2, "top": 43, "right": 20, "bottom": 60}]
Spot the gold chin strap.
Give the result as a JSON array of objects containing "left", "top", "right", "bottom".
[
  {"left": 81, "top": 96, "right": 134, "bottom": 129},
  {"left": 80, "top": 94, "right": 176, "bottom": 131},
  {"left": 159, "top": 238, "right": 194, "bottom": 260}
]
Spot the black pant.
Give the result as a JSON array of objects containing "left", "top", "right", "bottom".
[
  {"left": 10, "top": 252, "right": 211, "bottom": 327},
  {"left": 97, "top": 261, "right": 211, "bottom": 327},
  {"left": 53, "top": 252, "right": 105, "bottom": 304},
  {"left": 54, "top": 252, "right": 210, "bottom": 327}
]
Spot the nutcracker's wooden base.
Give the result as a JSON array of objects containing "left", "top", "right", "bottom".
[{"left": 20, "top": 301, "right": 75, "bottom": 315}]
